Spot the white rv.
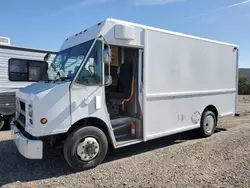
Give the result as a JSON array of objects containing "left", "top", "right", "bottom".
[
  {"left": 11, "top": 19, "right": 239, "bottom": 170},
  {"left": 0, "top": 37, "right": 56, "bottom": 130}
]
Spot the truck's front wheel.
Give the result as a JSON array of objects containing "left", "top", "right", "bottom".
[{"left": 63, "top": 126, "right": 108, "bottom": 171}]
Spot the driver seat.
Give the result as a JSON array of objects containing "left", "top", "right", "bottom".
[{"left": 109, "top": 62, "right": 134, "bottom": 106}]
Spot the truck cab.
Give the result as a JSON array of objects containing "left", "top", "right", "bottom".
[{"left": 11, "top": 19, "right": 144, "bottom": 170}]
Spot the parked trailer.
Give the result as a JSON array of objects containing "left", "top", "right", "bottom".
[
  {"left": 0, "top": 37, "right": 56, "bottom": 130},
  {"left": 11, "top": 18, "right": 238, "bottom": 170}
]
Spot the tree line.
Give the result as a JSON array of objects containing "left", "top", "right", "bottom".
[{"left": 238, "top": 73, "right": 250, "bottom": 95}]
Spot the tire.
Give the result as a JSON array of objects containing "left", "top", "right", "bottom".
[
  {"left": 200, "top": 111, "right": 217, "bottom": 137},
  {"left": 63, "top": 126, "right": 108, "bottom": 171},
  {"left": 0, "top": 115, "right": 5, "bottom": 131}
]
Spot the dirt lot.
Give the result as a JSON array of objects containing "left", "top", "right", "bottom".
[{"left": 1, "top": 96, "right": 250, "bottom": 188}]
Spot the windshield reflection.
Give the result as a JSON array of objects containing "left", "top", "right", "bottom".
[{"left": 46, "top": 39, "right": 94, "bottom": 81}]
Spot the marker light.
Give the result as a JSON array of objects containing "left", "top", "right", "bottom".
[
  {"left": 233, "top": 47, "right": 238, "bottom": 51},
  {"left": 29, "top": 119, "right": 33, "bottom": 125},
  {"left": 41, "top": 118, "right": 47, "bottom": 124}
]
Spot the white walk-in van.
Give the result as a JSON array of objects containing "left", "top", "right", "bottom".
[{"left": 11, "top": 18, "right": 239, "bottom": 170}]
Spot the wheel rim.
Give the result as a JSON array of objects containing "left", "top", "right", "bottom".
[
  {"left": 204, "top": 115, "right": 215, "bottom": 133},
  {"left": 76, "top": 137, "right": 100, "bottom": 162}
]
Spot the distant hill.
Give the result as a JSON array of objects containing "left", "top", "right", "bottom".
[{"left": 239, "top": 68, "right": 250, "bottom": 83}]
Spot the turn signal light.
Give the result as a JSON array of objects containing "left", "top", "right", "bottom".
[
  {"left": 41, "top": 118, "right": 47, "bottom": 124},
  {"left": 29, "top": 119, "right": 33, "bottom": 125}
]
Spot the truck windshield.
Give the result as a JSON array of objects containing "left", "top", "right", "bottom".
[{"left": 47, "top": 39, "right": 94, "bottom": 81}]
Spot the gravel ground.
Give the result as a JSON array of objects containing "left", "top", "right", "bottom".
[{"left": 1, "top": 95, "right": 250, "bottom": 188}]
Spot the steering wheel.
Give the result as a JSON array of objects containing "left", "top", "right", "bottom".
[{"left": 79, "top": 74, "right": 101, "bottom": 84}]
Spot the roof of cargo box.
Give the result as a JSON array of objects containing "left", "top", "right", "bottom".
[
  {"left": 106, "top": 18, "right": 238, "bottom": 48},
  {"left": 61, "top": 18, "right": 238, "bottom": 51}
]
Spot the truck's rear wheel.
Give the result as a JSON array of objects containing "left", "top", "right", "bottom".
[
  {"left": 63, "top": 126, "right": 108, "bottom": 171},
  {"left": 200, "top": 111, "right": 217, "bottom": 137},
  {"left": 0, "top": 115, "right": 5, "bottom": 131}
]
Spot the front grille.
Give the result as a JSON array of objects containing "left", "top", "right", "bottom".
[
  {"left": 20, "top": 101, "right": 25, "bottom": 112},
  {"left": 16, "top": 99, "right": 26, "bottom": 127}
]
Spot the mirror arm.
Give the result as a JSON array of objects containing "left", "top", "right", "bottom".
[
  {"left": 101, "top": 35, "right": 112, "bottom": 86},
  {"left": 102, "top": 35, "right": 111, "bottom": 75},
  {"left": 100, "top": 34, "right": 111, "bottom": 52}
]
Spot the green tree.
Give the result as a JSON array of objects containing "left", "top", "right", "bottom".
[{"left": 238, "top": 72, "right": 250, "bottom": 95}]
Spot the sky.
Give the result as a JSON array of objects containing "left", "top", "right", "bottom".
[{"left": 0, "top": 0, "right": 250, "bottom": 67}]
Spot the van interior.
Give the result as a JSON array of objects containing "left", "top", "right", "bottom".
[{"left": 105, "top": 45, "right": 143, "bottom": 145}]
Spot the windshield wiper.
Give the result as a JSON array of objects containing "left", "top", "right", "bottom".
[
  {"left": 52, "top": 70, "right": 71, "bottom": 83},
  {"left": 45, "top": 79, "right": 54, "bottom": 83},
  {"left": 53, "top": 76, "right": 71, "bottom": 83}
]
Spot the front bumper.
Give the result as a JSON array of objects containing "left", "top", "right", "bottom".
[{"left": 11, "top": 122, "right": 43, "bottom": 159}]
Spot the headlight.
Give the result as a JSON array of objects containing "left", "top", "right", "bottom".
[{"left": 28, "top": 104, "right": 33, "bottom": 117}]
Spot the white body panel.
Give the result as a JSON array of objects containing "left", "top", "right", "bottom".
[
  {"left": 16, "top": 82, "right": 71, "bottom": 137},
  {"left": 70, "top": 84, "right": 116, "bottom": 141},
  {"left": 70, "top": 85, "right": 109, "bottom": 125},
  {"left": 143, "top": 29, "right": 237, "bottom": 140}
]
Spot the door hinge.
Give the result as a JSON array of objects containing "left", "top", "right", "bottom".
[{"left": 139, "top": 83, "right": 143, "bottom": 93}]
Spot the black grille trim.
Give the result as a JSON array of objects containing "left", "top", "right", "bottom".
[{"left": 20, "top": 101, "right": 25, "bottom": 112}]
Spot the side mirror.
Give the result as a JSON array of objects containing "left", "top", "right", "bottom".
[
  {"left": 103, "top": 48, "right": 111, "bottom": 65},
  {"left": 105, "top": 75, "right": 112, "bottom": 86},
  {"left": 44, "top": 53, "right": 51, "bottom": 62}
]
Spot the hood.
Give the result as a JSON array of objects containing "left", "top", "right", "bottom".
[
  {"left": 17, "top": 81, "right": 71, "bottom": 101},
  {"left": 20, "top": 81, "right": 69, "bottom": 95}
]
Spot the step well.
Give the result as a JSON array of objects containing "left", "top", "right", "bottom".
[{"left": 110, "top": 116, "right": 142, "bottom": 142}]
